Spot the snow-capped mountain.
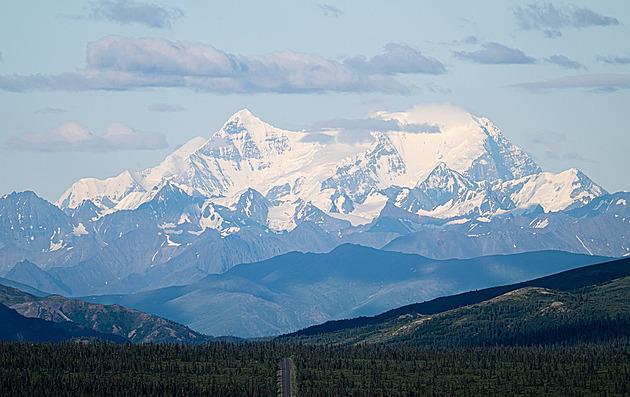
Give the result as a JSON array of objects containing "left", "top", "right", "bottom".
[
  {"left": 2, "top": 104, "right": 628, "bottom": 337},
  {"left": 55, "top": 104, "right": 604, "bottom": 234},
  {"left": 4, "top": 103, "right": 628, "bottom": 299}
]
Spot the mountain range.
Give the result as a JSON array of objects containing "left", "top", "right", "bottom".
[
  {"left": 1, "top": 104, "right": 629, "bottom": 336},
  {"left": 56, "top": 105, "right": 605, "bottom": 230},
  {"left": 83, "top": 246, "right": 611, "bottom": 337}
]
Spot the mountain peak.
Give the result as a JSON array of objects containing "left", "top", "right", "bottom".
[
  {"left": 230, "top": 108, "right": 256, "bottom": 121},
  {"left": 211, "top": 108, "right": 290, "bottom": 160},
  {"left": 420, "top": 162, "right": 475, "bottom": 189},
  {"left": 222, "top": 108, "right": 265, "bottom": 132}
]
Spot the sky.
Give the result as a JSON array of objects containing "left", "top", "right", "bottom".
[{"left": 0, "top": 0, "right": 629, "bottom": 201}]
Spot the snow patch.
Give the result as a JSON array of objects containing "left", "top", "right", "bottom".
[
  {"left": 530, "top": 218, "right": 549, "bottom": 229},
  {"left": 165, "top": 234, "right": 180, "bottom": 247},
  {"left": 444, "top": 218, "right": 470, "bottom": 225},
  {"left": 49, "top": 239, "right": 65, "bottom": 252},
  {"left": 575, "top": 235, "right": 593, "bottom": 255}
]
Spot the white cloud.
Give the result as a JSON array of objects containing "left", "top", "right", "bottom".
[
  {"left": 6, "top": 121, "right": 168, "bottom": 152},
  {"left": 526, "top": 130, "right": 567, "bottom": 152},
  {"left": 598, "top": 55, "right": 630, "bottom": 65},
  {"left": 311, "top": 116, "right": 441, "bottom": 144},
  {"left": 313, "top": 117, "right": 441, "bottom": 134},
  {"left": 87, "top": 0, "right": 183, "bottom": 29},
  {"left": 300, "top": 132, "right": 335, "bottom": 144},
  {"left": 461, "top": 36, "right": 480, "bottom": 45},
  {"left": 454, "top": 42, "right": 537, "bottom": 64},
  {"left": 514, "top": 2, "right": 620, "bottom": 36},
  {"left": 86, "top": 36, "right": 240, "bottom": 76},
  {"left": 526, "top": 130, "right": 593, "bottom": 163},
  {"left": 317, "top": 4, "right": 344, "bottom": 18},
  {"left": 513, "top": 74, "right": 630, "bottom": 92},
  {"left": 35, "top": 107, "right": 68, "bottom": 114},
  {"left": 148, "top": 103, "right": 184, "bottom": 112},
  {"left": 0, "top": 36, "right": 448, "bottom": 94},
  {"left": 345, "top": 43, "right": 446, "bottom": 75},
  {"left": 546, "top": 55, "right": 585, "bottom": 70}
]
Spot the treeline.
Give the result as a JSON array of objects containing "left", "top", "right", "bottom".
[
  {"left": 3, "top": 341, "right": 630, "bottom": 396},
  {"left": 0, "top": 341, "right": 280, "bottom": 397},
  {"left": 291, "top": 343, "right": 630, "bottom": 396}
]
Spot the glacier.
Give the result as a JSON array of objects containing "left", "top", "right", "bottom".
[{"left": 55, "top": 104, "right": 604, "bottom": 235}]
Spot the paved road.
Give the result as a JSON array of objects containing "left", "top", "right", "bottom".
[{"left": 279, "top": 358, "right": 292, "bottom": 397}]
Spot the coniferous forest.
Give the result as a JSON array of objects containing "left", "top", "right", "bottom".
[{"left": 2, "top": 341, "right": 630, "bottom": 397}]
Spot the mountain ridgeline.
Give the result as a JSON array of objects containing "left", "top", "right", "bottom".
[
  {"left": 0, "top": 105, "right": 629, "bottom": 337},
  {"left": 0, "top": 284, "right": 223, "bottom": 344},
  {"left": 82, "top": 246, "right": 611, "bottom": 338},
  {"left": 281, "top": 256, "right": 630, "bottom": 346}
]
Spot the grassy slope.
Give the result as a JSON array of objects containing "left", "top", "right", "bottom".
[{"left": 283, "top": 257, "right": 630, "bottom": 346}]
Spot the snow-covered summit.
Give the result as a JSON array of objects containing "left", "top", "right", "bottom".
[
  {"left": 209, "top": 108, "right": 291, "bottom": 159},
  {"left": 55, "top": 104, "right": 605, "bottom": 231}
]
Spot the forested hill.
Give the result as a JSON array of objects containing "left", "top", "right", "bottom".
[{"left": 281, "top": 256, "right": 630, "bottom": 346}]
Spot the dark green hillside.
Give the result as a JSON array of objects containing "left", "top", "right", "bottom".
[
  {"left": 344, "top": 275, "right": 630, "bottom": 346},
  {"left": 283, "top": 256, "right": 630, "bottom": 341}
]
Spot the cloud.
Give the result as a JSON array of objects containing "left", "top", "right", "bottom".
[
  {"left": 526, "top": 130, "right": 567, "bottom": 152},
  {"left": 513, "top": 74, "right": 630, "bottom": 92},
  {"left": 0, "top": 36, "right": 448, "bottom": 94},
  {"left": 454, "top": 42, "right": 536, "bottom": 64},
  {"left": 315, "top": 117, "right": 441, "bottom": 133},
  {"left": 148, "top": 103, "right": 184, "bottom": 112},
  {"left": 544, "top": 150, "right": 560, "bottom": 160},
  {"left": 598, "top": 55, "right": 630, "bottom": 65},
  {"left": 546, "top": 54, "right": 585, "bottom": 70},
  {"left": 345, "top": 43, "right": 447, "bottom": 75},
  {"left": 424, "top": 82, "right": 452, "bottom": 94},
  {"left": 300, "top": 132, "right": 335, "bottom": 144},
  {"left": 35, "top": 107, "right": 68, "bottom": 114},
  {"left": 461, "top": 36, "right": 480, "bottom": 45},
  {"left": 294, "top": 114, "right": 443, "bottom": 145},
  {"left": 514, "top": 2, "right": 620, "bottom": 34},
  {"left": 544, "top": 30, "right": 563, "bottom": 38},
  {"left": 527, "top": 130, "right": 593, "bottom": 162},
  {"left": 87, "top": 0, "right": 183, "bottom": 29},
  {"left": 6, "top": 121, "right": 168, "bottom": 152},
  {"left": 317, "top": 4, "right": 344, "bottom": 18},
  {"left": 545, "top": 150, "right": 593, "bottom": 162},
  {"left": 561, "top": 151, "right": 594, "bottom": 162}
]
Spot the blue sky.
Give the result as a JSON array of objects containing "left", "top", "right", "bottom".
[{"left": 1, "top": 1, "right": 629, "bottom": 200}]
